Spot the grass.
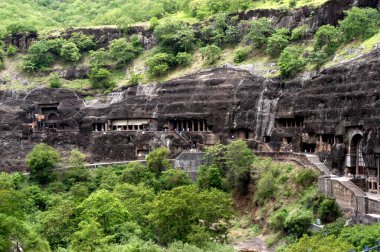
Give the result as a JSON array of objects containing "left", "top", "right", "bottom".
[{"left": 251, "top": 0, "right": 328, "bottom": 10}]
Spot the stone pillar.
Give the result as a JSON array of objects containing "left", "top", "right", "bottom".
[
  {"left": 192, "top": 120, "right": 195, "bottom": 131},
  {"left": 203, "top": 121, "right": 206, "bottom": 132},
  {"left": 198, "top": 121, "right": 201, "bottom": 132}
]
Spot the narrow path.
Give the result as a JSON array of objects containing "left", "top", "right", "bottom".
[{"left": 305, "top": 154, "right": 332, "bottom": 175}]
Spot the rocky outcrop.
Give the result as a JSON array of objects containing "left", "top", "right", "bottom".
[
  {"left": 0, "top": 48, "right": 380, "bottom": 172},
  {"left": 3, "top": 31, "right": 38, "bottom": 52},
  {"left": 237, "top": 0, "right": 380, "bottom": 32}
]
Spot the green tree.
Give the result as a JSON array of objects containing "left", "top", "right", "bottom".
[
  {"left": 284, "top": 208, "right": 313, "bottom": 237},
  {"left": 68, "top": 148, "right": 86, "bottom": 168},
  {"left": 69, "top": 220, "right": 112, "bottom": 252},
  {"left": 158, "top": 168, "right": 192, "bottom": 190},
  {"left": 148, "top": 185, "right": 232, "bottom": 245},
  {"left": 284, "top": 234, "right": 353, "bottom": 252},
  {"left": 122, "top": 162, "right": 158, "bottom": 188},
  {"left": 146, "top": 147, "right": 172, "bottom": 174},
  {"left": 147, "top": 52, "right": 175, "bottom": 77},
  {"left": 22, "top": 40, "right": 54, "bottom": 72},
  {"left": 108, "top": 38, "right": 142, "bottom": 67},
  {"left": 128, "top": 72, "right": 143, "bottom": 86},
  {"left": 88, "top": 67, "right": 115, "bottom": 90},
  {"left": 200, "top": 44, "right": 221, "bottom": 64},
  {"left": 339, "top": 7, "right": 380, "bottom": 41},
  {"left": 69, "top": 32, "right": 95, "bottom": 51},
  {"left": 175, "top": 52, "right": 192, "bottom": 66},
  {"left": 154, "top": 21, "right": 195, "bottom": 53},
  {"left": 60, "top": 41, "right": 80, "bottom": 62},
  {"left": 314, "top": 25, "right": 342, "bottom": 56},
  {"left": 78, "top": 189, "right": 129, "bottom": 234},
  {"left": 318, "top": 198, "right": 341, "bottom": 223},
  {"left": 246, "top": 18, "right": 274, "bottom": 49},
  {"left": 278, "top": 46, "right": 305, "bottom": 77},
  {"left": 197, "top": 165, "right": 223, "bottom": 190},
  {"left": 26, "top": 143, "right": 61, "bottom": 184},
  {"left": 89, "top": 49, "right": 109, "bottom": 68},
  {"left": 291, "top": 25, "right": 308, "bottom": 41},
  {"left": 266, "top": 28, "right": 290, "bottom": 57}
]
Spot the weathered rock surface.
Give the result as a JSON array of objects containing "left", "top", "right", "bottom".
[{"left": 0, "top": 49, "right": 380, "bottom": 172}]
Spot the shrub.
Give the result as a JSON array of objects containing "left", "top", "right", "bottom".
[
  {"left": 289, "top": 0, "right": 297, "bottom": 7},
  {"left": 128, "top": 72, "right": 143, "bottom": 86},
  {"left": 306, "top": 51, "right": 328, "bottom": 67},
  {"left": 200, "top": 44, "right": 221, "bottom": 64},
  {"left": 6, "top": 22, "right": 37, "bottom": 34},
  {"left": 147, "top": 52, "right": 175, "bottom": 77},
  {"left": 22, "top": 40, "right": 54, "bottom": 72},
  {"left": 69, "top": 32, "right": 95, "bottom": 51},
  {"left": 146, "top": 147, "right": 171, "bottom": 174},
  {"left": 60, "top": 42, "right": 81, "bottom": 62},
  {"left": 318, "top": 198, "right": 341, "bottom": 223},
  {"left": 246, "top": 18, "right": 274, "bottom": 49},
  {"left": 26, "top": 143, "right": 61, "bottom": 184},
  {"left": 278, "top": 46, "right": 305, "bottom": 77},
  {"left": 108, "top": 38, "right": 142, "bottom": 67},
  {"left": 45, "top": 38, "right": 65, "bottom": 54},
  {"left": 6, "top": 45, "right": 17, "bottom": 56},
  {"left": 158, "top": 168, "right": 192, "bottom": 191},
  {"left": 234, "top": 47, "right": 251, "bottom": 63},
  {"left": 149, "top": 17, "right": 160, "bottom": 30},
  {"left": 269, "top": 208, "right": 288, "bottom": 231},
  {"left": 154, "top": 21, "right": 195, "bottom": 53},
  {"left": 49, "top": 73, "right": 62, "bottom": 88},
  {"left": 291, "top": 25, "right": 308, "bottom": 41},
  {"left": 254, "top": 173, "right": 277, "bottom": 205},
  {"left": 284, "top": 209, "right": 313, "bottom": 237},
  {"left": 295, "top": 168, "right": 319, "bottom": 187},
  {"left": 339, "top": 7, "right": 380, "bottom": 41},
  {"left": 314, "top": 25, "right": 342, "bottom": 56},
  {"left": 88, "top": 67, "right": 115, "bottom": 90},
  {"left": 89, "top": 49, "right": 109, "bottom": 68},
  {"left": 266, "top": 28, "right": 290, "bottom": 57},
  {"left": 175, "top": 52, "right": 192, "bottom": 66},
  {"left": 197, "top": 165, "right": 223, "bottom": 190}
]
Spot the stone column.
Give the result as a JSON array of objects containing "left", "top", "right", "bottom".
[
  {"left": 198, "top": 121, "right": 201, "bottom": 132},
  {"left": 203, "top": 121, "right": 206, "bottom": 132},
  {"left": 192, "top": 120, "right": 195, "bottom": 131}
]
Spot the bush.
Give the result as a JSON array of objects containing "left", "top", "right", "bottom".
[
  {"left": 314, "top": 25, "right": 342, "bottom": 56},
  {"left": 284, "top": 209, "right": 313, "bottom": 237},
  {"left": 254, "top": 173, "right": 277, "bottom": 205},
  {"left": 128, "top": 72, "right": 143, "bottom": 86},
  {"left": 158, "top": 168, "right": 192, "bottom": 191},
  {"left": 278, "top": 46, "right": 305, "bottom": 77},
  {"left": 339, "top": 7, "right": 380, "bottom": 41},
  {"left": 197, "top": 165, "right": 223, "bottom": 190},
  {"left": 266, "top": 28, "right": 290, "bottom": 57},
  {"left": 26, "top": 143, "right": 61, "bottom": 184},
  {"left": 295, "top": 168, "right": 319, "bottom": 187},
  {"left": 269, "top": 208, "right": 288, "bottom": 231},
  {"left": 6, "top": 45, "right": 17, "bottom": 56},
  {"left": 22, "top": 40, "right": 54, "bottom": 72},
  {"left": 147, "top": 52, "right": 175, "bottom": 77},
  {"left": 200, "top": 44, "right": 221, "bottom": 64},
  {"left": 60, "top": 42, "right": 81, "bottom": 62},
  {"left": 246, "top": 18, "right": 274, "bottom": 49},
  {"left": 149, "top": 17, "right": 160, "bottom": 30},
  {"left": 318, "top": 198, "right": 341, "bottom": 223},
  {"left": 6, "top": 22, "right": 37, "bottom": 34},
  {"left": 291, "top": 25, "right": 308, "bottom": 41},
  {"left": 146, "top": 147, "right": 171, "bottom": 174},
  {"left": 289, "top": 0, "right": 297, "bottom": 7},
  {"left": 88, "top": 67, "right": 115, "bottom": 90},
  {"left": 234, "top": 47, "right": 251, "bottom": 63},
  {"left": 49, "top": 73, "right": 62, "bottom": 88},
  {"left": 108, "top": 38, "right": 142, "bottom": 67},
  {"left": 89, "top": 49, "right": 109, "bottom": 68},
  {"left": 175, "top": 52, "right": 192, "bottom": 66},
  {"left": 154, "top": 21, "right": 195, "bottom": 53},
  {"left": 69, "top": 32, "right": 95, "bottom": 51}
]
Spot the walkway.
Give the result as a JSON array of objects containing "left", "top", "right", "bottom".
[{"left": 305, "top": 154, "right": 332, "bottom": 176}]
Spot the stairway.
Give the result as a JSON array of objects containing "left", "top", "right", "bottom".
[{"left": 305, "top": 154, "right": 332, "bottom": 176}]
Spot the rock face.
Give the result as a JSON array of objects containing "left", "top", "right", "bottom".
[{"left": 1, "top": 49, "right": 380, "bottom": 173}]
